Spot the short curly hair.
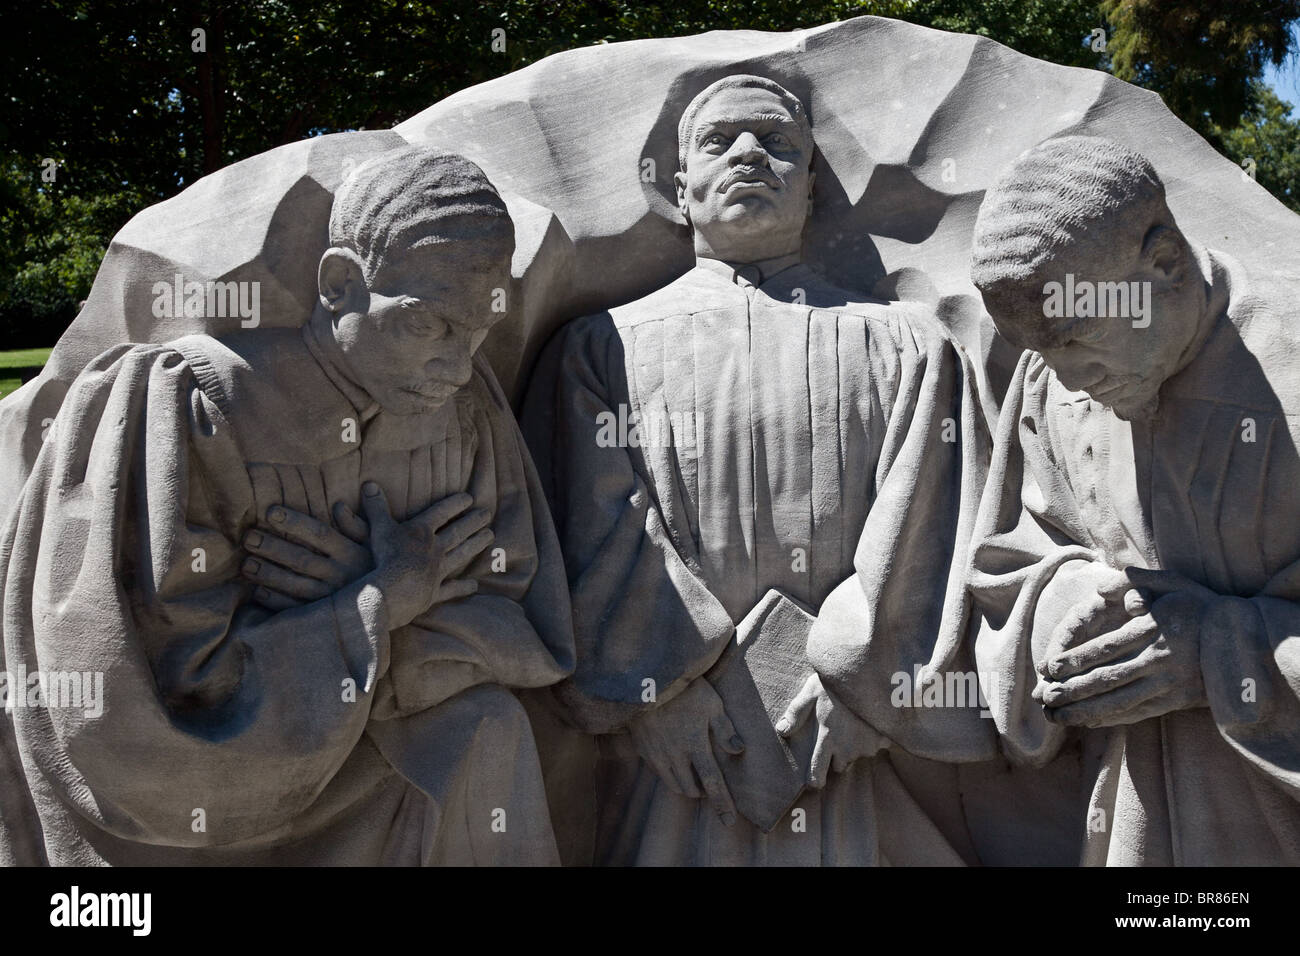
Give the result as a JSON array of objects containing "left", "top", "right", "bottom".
[
  {"left": 328, "top": 145, "right": 514, "bottom": 284},
  {"left": 970, "top": 135, "right": 1169, "bottom": 349}
]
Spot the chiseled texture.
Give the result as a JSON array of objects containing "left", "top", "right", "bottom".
[
  {"left": 0, "top": 324, "right": 574, "bottom": 865},
  {"left": 970, "top": 251, "right": 1300, "bottom": 865},
  {"left": 524, "top": 258, "right": 994, "bottom": 865}
]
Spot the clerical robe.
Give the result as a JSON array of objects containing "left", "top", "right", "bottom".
[
  {"left": 970, "top": 251, "right": 1300, "bottom": 865},
  {"left": 0, "top": 321, "right": 575, "bottom": 865},
  {"left": 524, "top": 257, "right": 995, "bottom": 866}
]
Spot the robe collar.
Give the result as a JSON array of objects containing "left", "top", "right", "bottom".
[{"left": 694, "top": 252, "right": 803, "bottom": 289}]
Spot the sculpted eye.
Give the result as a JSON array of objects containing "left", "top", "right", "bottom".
[
  {"left": 703, "top": 133, "right": 728, "bottom": 149},
  {"left": 764, "top": 132, "right": 792, "bottom": 149}
]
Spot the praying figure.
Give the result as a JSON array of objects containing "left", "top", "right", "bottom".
[
  {"left": 969, "top": 135, "right": 1300, "bottom": 865},
  {"left": 0, "top": 146, "right": 575, "bottom": 865}
]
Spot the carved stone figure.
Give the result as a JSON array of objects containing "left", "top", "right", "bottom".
[
  {"left": 523, "top": 75, "right": 995, "bottom": 866},
  {"left": 0, "top": 146, "right": 575, "bottom": 865},
  {"left": 4, "top": 15, "right": 1296, "bottom": 869},
  {"left": 969, "top": 135, "right": 1300, "bottom": 865}
]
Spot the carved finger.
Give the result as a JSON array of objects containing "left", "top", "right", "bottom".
[
  {"left": 709, "top": 710, "right": 744, "bottom": 755},
  {"left": 1040, "top": 640, "right": 1171, "bottom": 708},
  {"left": 639, "top": 744, "right": 683, "bottom": 797},
  {"left": 360, "top": 482, "right": 400, "bottom": 539},
  {"left": 670, "top": 757, "right": 703, "bottom": 799},
  {"left": 1094, "top": 568, "right": 1137, "bottom": 602},
  {"left": 1069, "top": 689, "right": 1181, "bottom": 728},
  {"left": 436, "top": 509, "right": 493, "bottom": 553},
  {"left": 251, "top": 586, "right": 302, "bottom": 612},
  {"left": 443, "top": 527, "right": 494, "bottom": 575},
  {"left": 1044, "top": 591, "right": 1109, "bottom": 665},
  {"left": 241, "top": 557, "right": 332, "bottom": 601},
  {"left": 1045, "top": 614, "right": 1160, "bottom": 681},
  {"left": 333, "top": 500, "right": 370, "bottom": 545},
  {"left": 807, "top": 722, "right": 834, "bottom": 790},
  {"left": 1045, "top": 675, "right": 1175, "bottom": 728},
  {"left": 244, "top": 529, "right": 338, "bottom": 582},
  {"left": 1125, "top": 566, "right": 1217, "bottom": 602},
  {"left": 409, "top": 491, "right": 475, "bottom": 535},
  {"left": 691, "top": 752, "right": 737, "bottom": 825},
  {"left": 776, "top": 674, "right": 820, "bottom": 737},
  {"left": 265, "top": 505, "right": 337, "bottom": 555}
]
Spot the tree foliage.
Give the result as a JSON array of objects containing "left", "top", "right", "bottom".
[
  {"left": 1101, "top": 0, "right": 1300, "bottom": 140},
  {"left": 2, "top": 0, "right": 1299, "bottom": 347}
]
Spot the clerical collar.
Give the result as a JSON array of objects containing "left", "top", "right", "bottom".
[
  {"left": 695, "top": 252, "right": 802, "bottom": 288},
  {"left": 301, "top": 316, "right": 382, "bottom": 423}
]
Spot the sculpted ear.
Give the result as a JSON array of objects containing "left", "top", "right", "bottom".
[
  {"left": 673, "top": 170, "right": 690, "bottom": 225},
  {"left": 1140, "top": 224, "right": 1184, "bottom": 284},
  {"left": 318, "top": 247, "right": 367, "bottom": 312}
]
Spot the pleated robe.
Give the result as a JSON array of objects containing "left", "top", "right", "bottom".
[
  {"left": 0, "top": 321, "right": 575, "bottom": 865},
  {"left": 970, "top": 252, "right": 1300, "bottom": 865},
  {"left": 525, "top": 258, "right": 996, "bottom": 865}
]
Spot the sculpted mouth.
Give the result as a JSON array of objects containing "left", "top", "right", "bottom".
[
  {"left": 404, "top": 382, "right": 455, "bottom": 399},
  {"left": 722, "top": 168, "right": 778, "bottom": 192}
]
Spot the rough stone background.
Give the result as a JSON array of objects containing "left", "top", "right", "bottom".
[{"left": 5, "top": 15, "right": 1299, "bottom": 504}]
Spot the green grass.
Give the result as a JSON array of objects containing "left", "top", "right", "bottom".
[
  {"left": 0, "top": 347, "right": 53, "bottom": 398},
  {"left": 0, "top": 347, "right": 52, "bottom": 370}
]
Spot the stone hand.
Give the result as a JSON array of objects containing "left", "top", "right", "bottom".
[
  {"left": 1036, "top": 568, "right": 1216, "bottom": 727},
  {"left": 777, "top": 672, "right": 889, "bottom": 789},
  {"left": 1039, "top": 563, "right": 1141, "bottom": 677},
  {"left": 629, "top": 677, "right": 744, "bottom": 826},
  {"left": 358, "top": 483, "right": 493, "bottom": 630},
  {"left": 242, "top": 502, "right": 375, "bottom": 611}
]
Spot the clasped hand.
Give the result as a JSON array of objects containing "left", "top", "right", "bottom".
[
  {"left": 1034, "top": 564, "right": 1216, "bottom": 727},
  {"left": 240, "top": 482, "right": 493, "bottom": 628}
]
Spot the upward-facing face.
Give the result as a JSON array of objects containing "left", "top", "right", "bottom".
[
  {"left": 674, "top": 85, "right": 814, "bottom": 263},
  {"left": 322, "top": 244, "right": 506, "bottom": 415}
]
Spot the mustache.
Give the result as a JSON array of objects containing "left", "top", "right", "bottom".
[{"left": 720, "top": 166, "right": 780, "bottom": 190}]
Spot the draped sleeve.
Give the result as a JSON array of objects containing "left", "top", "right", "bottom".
[
  {"left": 805, "top": 314, "right": 999, "bottom": 762},
  {"left": 968, "top": 351, "right": 1119, "bottom": 765},
  {"left": 0, "top": 342, "right": 391, "bottom": 848},
  {"left": 521, "top": 313, "right": 736, "bottom": 734}
]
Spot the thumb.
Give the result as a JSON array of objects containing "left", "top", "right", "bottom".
[
  {"left": 776, "top": 675, "right": 819, "bottom": 737},
  {"left": 1094, "top": 566, "right": 1136, "bottom": 602},
  {"left": 1124, "top": 566, "right": 1214, "bottom": 600}
]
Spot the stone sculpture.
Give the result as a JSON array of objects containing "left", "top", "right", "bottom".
[
  {"left": 969, "top": 135, "right": 1300, "bottom": 865},
  {"left": 522, "top": 74, "right": 994, "bottom": 866},
  {"left": 1, "top": 15, "right": 1296, "bottom": 867},
  {"left": 0, "top": 146, "right": 575, "bottom": 865}
]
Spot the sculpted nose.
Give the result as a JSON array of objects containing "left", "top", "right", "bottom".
[
  {"left": 432, "top": 335, "right": 473, "bottom": 386},
  {"left": 730, "top": 132, "right": 767, "bottom": 164}
]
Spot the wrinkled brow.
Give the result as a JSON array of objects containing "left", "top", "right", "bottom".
[{"left": 695, "top": 112, "right": 803, "bottom": 139}]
